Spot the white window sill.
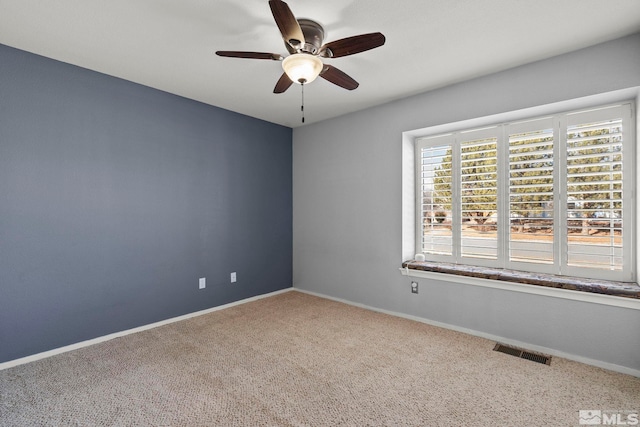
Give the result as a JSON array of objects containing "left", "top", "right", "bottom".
[{"left": 400, "top": 261, "right": 640, "bottom": 310}]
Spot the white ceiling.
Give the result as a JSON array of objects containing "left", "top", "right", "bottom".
[{"left": 1, "top": 0, "right": 639, "bottom": 128}]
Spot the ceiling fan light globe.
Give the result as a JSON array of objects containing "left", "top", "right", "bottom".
[{"left": 282, "top": 54, "right": 323, "bottom": 85}]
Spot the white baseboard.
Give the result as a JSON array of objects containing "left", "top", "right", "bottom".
[
  {"left": 0, "top": 288, "right": 294, "bottom": 371},
  {"left": 294, "top": 288, "right": 640, "bottom": 378},
  {"left": 4, "top": 286, "right": 637, "bottom": 378}
]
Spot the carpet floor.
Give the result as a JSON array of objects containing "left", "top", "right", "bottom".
[{"left": 0, "top": 290, "right": 638, "bottom": 426}]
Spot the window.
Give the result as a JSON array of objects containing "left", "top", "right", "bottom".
[{"left": 415, "top": 103, "right": 635, "bottom": 282}]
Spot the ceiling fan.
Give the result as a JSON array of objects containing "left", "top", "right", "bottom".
[{"left": 216, "top": 0, "right": 386, "bottom": 94}]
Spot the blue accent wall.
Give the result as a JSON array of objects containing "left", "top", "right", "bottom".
[{"left": 0, "top": 44, "right": 292, "bottom": 363}]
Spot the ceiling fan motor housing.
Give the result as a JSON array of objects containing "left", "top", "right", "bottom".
[{"left": 297, "top": 19, "right": 325, "bottom": 55}]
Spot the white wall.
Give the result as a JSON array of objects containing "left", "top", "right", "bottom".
[{"left": 293, "top": 34, "right": 640, "bottom": 373}]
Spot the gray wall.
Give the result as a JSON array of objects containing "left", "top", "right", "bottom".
[
  {"left": 0, "top": 44, "right": 292, "bottom": 363},
  {"left": 293, "top": 34, "right": 640, "bottom": 371}
]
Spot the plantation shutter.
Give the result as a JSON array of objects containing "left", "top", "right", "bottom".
[
  {"left": 417, "top": 138, "right": 454, "bottom": 257},
  {"left": 507, "top": 118, "right": 556, "bottom": 270},
  {"left": 563, "top": 105, "right": 631, "bottom": 279},
  {"left": 414, "top": 103, "right": 634, "bottom": 282},
  {"left": 459, "top": 129, "right": 498, "bottom": 261}
]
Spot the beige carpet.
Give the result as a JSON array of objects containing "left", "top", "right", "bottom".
[{"left": 0, "top": 290, "right": 638, "bottom": 426}]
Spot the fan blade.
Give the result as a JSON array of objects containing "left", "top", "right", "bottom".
[
  {"left": 320, "top": 32, "right": 385, "bottom": 58},
  {"left": 320, "top": 65, "right": 359, "bottom": 90},
  {"left": 216, "top": 51, "right": 283, "bottom": 61},
  {"left": 269, "top": 0, "right": 305, "bottom": 49},
  {"left": 274, "top": 73, "right": 294, "bottom": 93}
]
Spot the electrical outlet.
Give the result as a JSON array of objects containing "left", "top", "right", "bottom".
[
  {"left": 199, "top": 277, "right": 206, "bottom": 289},
  {"left": 230, "top": 272, "right": 237, "bottom": 283},
  {"left": 411, "top": 281, "right": 418, "bottom": 294}
]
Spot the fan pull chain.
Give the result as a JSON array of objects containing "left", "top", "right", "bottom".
[{"left": 301, "top": 82, "right": 305, "bottom": 123}]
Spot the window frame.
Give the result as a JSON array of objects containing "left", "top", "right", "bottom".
[{"left": 413, "top": 103, "right": 635, "bottom": 282}]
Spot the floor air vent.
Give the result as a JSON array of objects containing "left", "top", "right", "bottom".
[{"left": 493, "top": 343, "right": 551, "bottom": 365}]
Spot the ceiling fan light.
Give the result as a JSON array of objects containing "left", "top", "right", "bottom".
[{"left": 282, "top": 54, "right": 323, "bottom": 85}]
